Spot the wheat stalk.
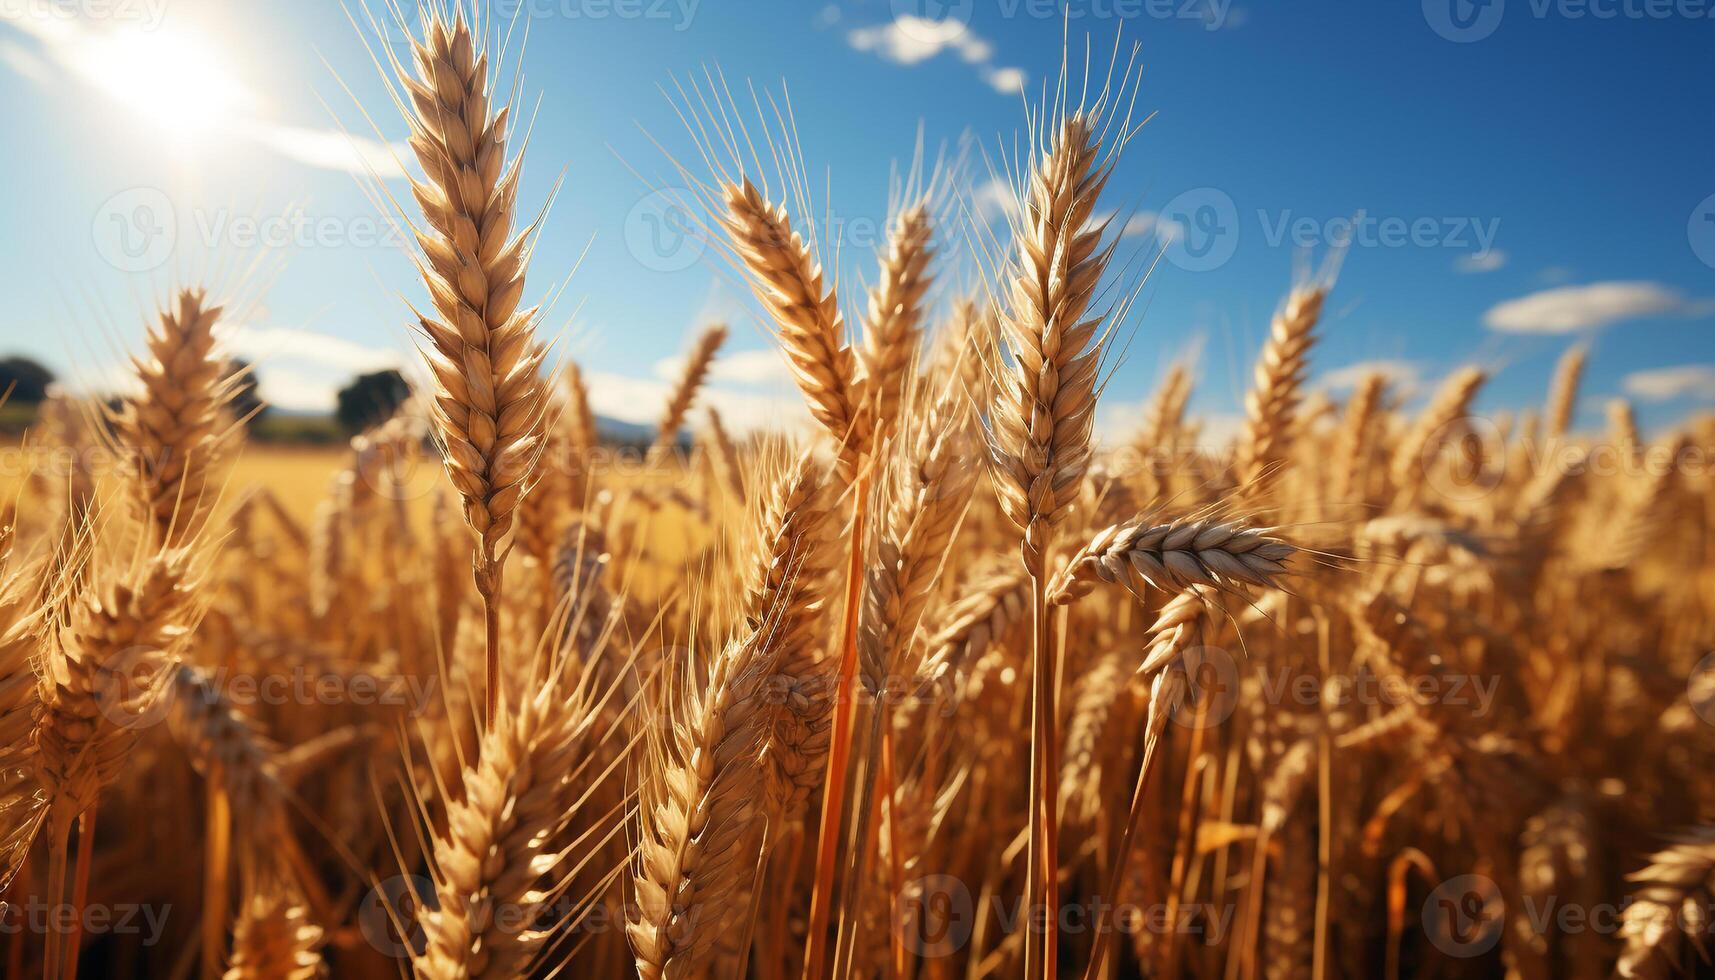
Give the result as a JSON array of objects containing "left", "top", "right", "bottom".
[
  {"left": 393, "top": 6, "right": 550, "bottom": 731},
  {"left": 1051, "top": 517, "right": 1296, "bottom": 605},
  {"left": 109, "top": 289, "right": 240, "bottom": 549},
  {"left": 719, "top": 177, "right": 867, "bottom": 470},
  {"left": 653, "top": 323, "right": 728, "bottom": 457},
  {"left": 860, "top": 203, "right": 935, "bottom": 442},
  {"left": 1234, "top": 286, "right": 1327, "bottom": 497},
  {"left": 1544, "top": 343, "right": 1586, "bottom": 443},
  {"left": 1391, "top": 366, "right": 1487, "bottom": 507}
]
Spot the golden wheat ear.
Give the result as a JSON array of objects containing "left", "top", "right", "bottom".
[
  {"left": 381, "top": 4, "right": 552, "bottom": 729},
  {"left": 109, "top": 288, "right": 244, "bottom": 550}
]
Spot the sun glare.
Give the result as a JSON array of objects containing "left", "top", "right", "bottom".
[{"left": 72, "top": 27, "right": 251, "bottom": 139}]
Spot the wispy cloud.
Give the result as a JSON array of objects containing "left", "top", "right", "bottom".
[
  {"left": 1622, "top": 365, "right": 1715, "bottom": 403},
  {"left": 1483, "top": 281, "right": 1713, "bottom": 334},
  {"left": 0, "top": 10, "right": 406, "bottom": 178},
  {"left": 586, "top": 369, "right": 809, "bottom": 435},
  {"left": 237, "top": 122, "right": 407, "bottom": 181},
  {"left": 847, "top": 17, "right": 1026, "bottom": 94},
  {"left": 221, "top": 324, "right": 407, "bottom": 413},
  {"left": 1455, "top": 249, "right": 1507, "bottom": 273},
  {"left": 1317, "top": 359, "right": 1425, "bottom": 398}
]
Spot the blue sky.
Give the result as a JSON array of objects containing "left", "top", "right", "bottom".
[{"left": 1, "top": 0, "right": 1711, "bottom": 437}]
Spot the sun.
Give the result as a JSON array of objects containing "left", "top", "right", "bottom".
[{"left": 69, "top": 26, "right": 251, "bottom": 140}]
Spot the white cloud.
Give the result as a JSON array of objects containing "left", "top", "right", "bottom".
[
  {"left": 848, "top": 17, "right": 989, "bottom": 64},
  {"left": 982, "top": 66, "right": 1027, "bottom": 94},
  {"left": 586, "top": 369, "right": 810, "bottom": 435},
  {"left": 847, "top": 16, "right": 1024, "bottom": 95},
  {"left": 1622, "top": 365, "right": 1715, "bottom": 403},
  {"left": 236, "top": 121, "right": 409, "bottom": 180},
  {"left": 1121, "top": 212, "right": 1161, "bottom": 239},
  {"left": 1483, "top": 281, "right": 1712, "bottom": 334},
  {"left": 1318, "top": 359, "right": 1424, "bottom": 398},
  {"left": 1455, "top": 250, "right": 1507, "bottom": 273},
  {"left": 652, "top": 348, "right": 793, "bottom": 387},
  {"left": 222, "top": 325, "right": 404, "bottom": 377},
  {"left": 253, "top": 366, "right": 346, "bottom": 414}
]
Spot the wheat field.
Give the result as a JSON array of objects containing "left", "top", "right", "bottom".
[{"left": 1, "top": 4, "right": 1713, "bottom": 979}]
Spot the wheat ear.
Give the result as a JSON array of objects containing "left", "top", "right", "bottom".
[
  {"left": 396, "top": 7, "right": 549, "bottom": 729},
  {"left": 1544, "top": 342, "right": 1586, "bottom": 442},
  {"left": 628, "top": 637, "right": 771, "bottom": 979},
  {"left": 416, "top": 662, "right": 609, "bottom": 977},
  {"left": 1390, "top": 366, "right": 1488, "bottom": 507},
  {"left": 860, "top": 203, "right": 935, "bottom": 442},
  {"left": 1615, "top": 829, "right": 1715, "bottom": 979},
  {"left": 109, "top": 288, "right": 240, "bottom": 548},
  {"left": 986, "top": 107, "right": 1123, "bottom": 977},
  {"left": 31, "top": 552, "right": 197, "bottom": 978},
  {"left": 225, "top": 878, "right": 326, "bottom": 980},
  {"left": 1330, "top": 371, "right": 1386, "bottom": 505},
  {"left": 719, "top": 177, "right": 867, "bottom": 470},
  {"left": 1050, "top": 517, "right": 1296, "bottom": 605},
  {"left": 740, "top": 450, "right": 838, "bottom": 816},
  {"left": 653, "top": 323, "right": 728, "bottom": 457},
  {"left": 1233, "top": 286, "right": 1327, "bottom": 496},
  {"left": 703, "top": 406, "right": 746, "bottom": 503},
  {"left": 834, "top": 393, "right": 978, "bottom": 975}
]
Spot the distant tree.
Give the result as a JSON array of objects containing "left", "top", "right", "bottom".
[
  {"left": 0, "top": 356, "right": 55, "bottom": 404},
  {"left": 336, "top": 369, "right": 412, "bottom": 434},
  {"left": 226, "top": 358, "right": 267, "bottom": 427}
]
